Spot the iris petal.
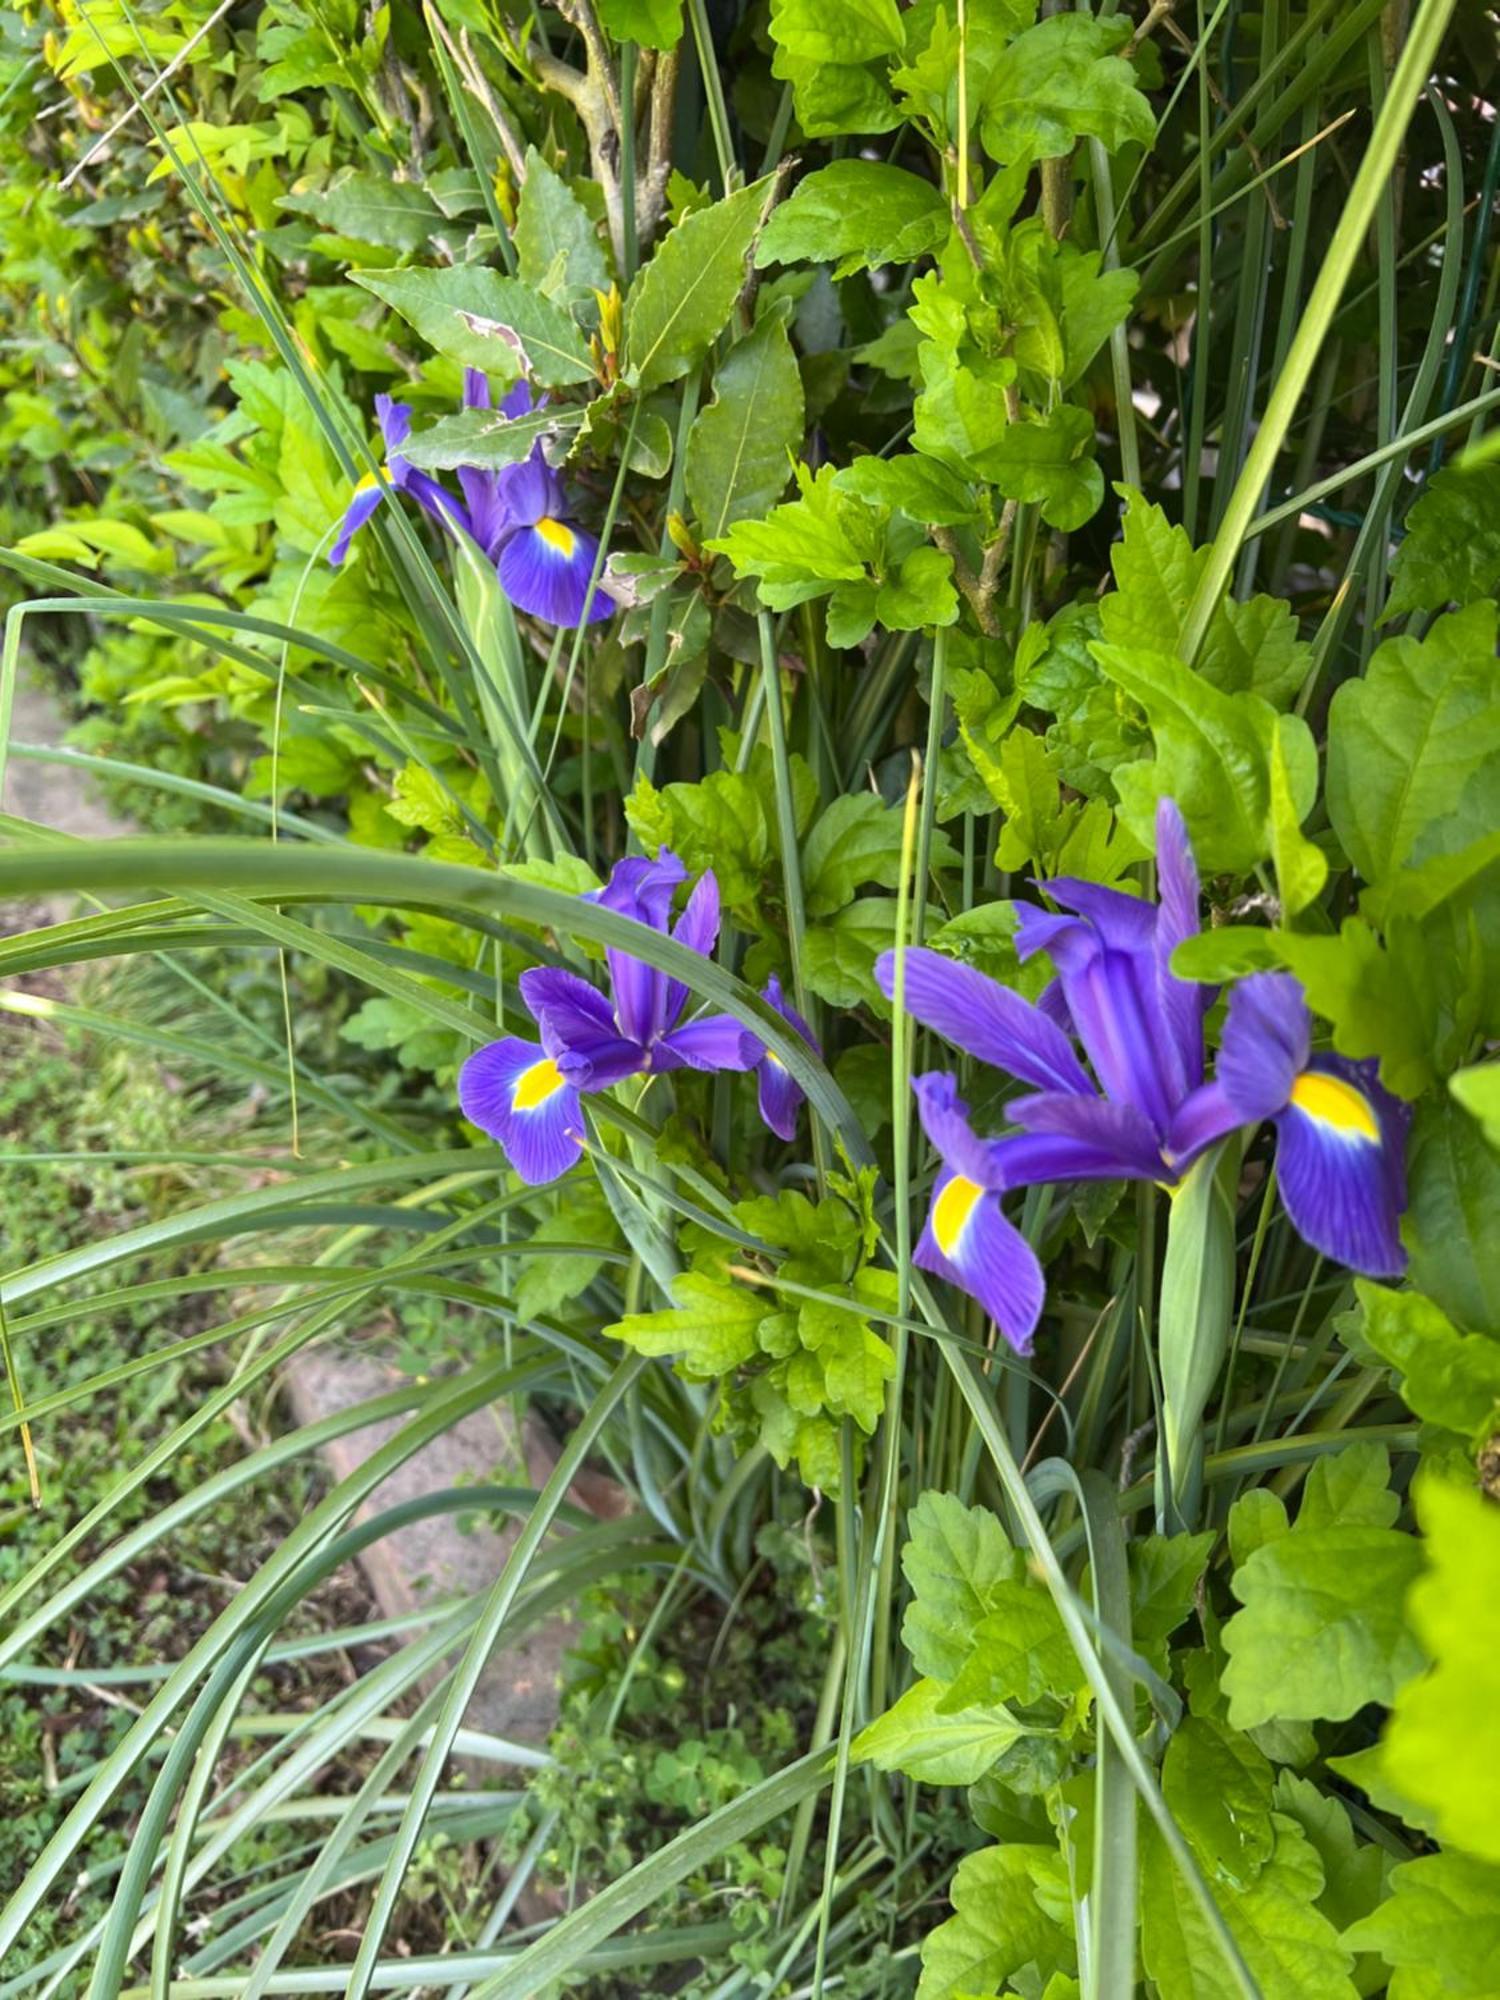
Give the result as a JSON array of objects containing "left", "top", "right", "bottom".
[
  {"left": 653, "top": 1014, "right": 759, "bottom": 1072},
  {"left": 751, "top": 976, "right": 818, "bottom": 1142},
  {"left": 912, "top": 1072, "right": 1008, "bottom": 1190},
  {"left": 518, "top": 966, "right": 641, "bottom": 1087},
  {"left": 999, "top": 1090, "right": 1168, "bottom": 1185},
  {"left": 498, "top": 520, "right": 610, "bottom": 627},
  {"left": 329, "top": 477, "right": 385, "bottom": 565},
  {"left": 374, "top": 394, "right": 412, "bottom": 453},
  {"left": 1153, "top": 796, "right": 1210, "bottom": 1099},
  {"left": 915, "top": 1171, "right": 1045, "bottom": 1355},
  {"left": 458, "top": 1036, "right": 585, "bottom": 1184},
  {"left": 592, "top": 853, "right": 685, "bottom": 1046},
  {"left": 1214, "top": 972, "right": 1311, "bottom": 1122},
  {"left": 1056, "top": 946, "right": 1176, "bottom": 1135},
  {"left": 876, "top": 948, "right": 1093, "bottom": 1097},
  {"left": 1274, "top": 1057, "right": 1409, "bottom": 1278},
  {"left": 663, "top": 872, "right": 721, "bottom": 1028}
]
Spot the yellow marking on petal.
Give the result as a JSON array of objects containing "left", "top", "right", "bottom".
[
  {"left": 512, "top": 1057, "right": 565, "bottom": 1111},
  {"left": 1289, "top": 1070, "right": 1379, "bottom": 1142},
  {"left": 353, "top": 470, "right": 380, "bottom": 494},
  {"left": 535, "top": 515, "right": 576, "bottom": 558},
  {"left": 765, "top": 1049, "right": 785, "bottom": 1070},
  {"left": 932, "top": 1175, "right": 984, "bottom": 1258}
]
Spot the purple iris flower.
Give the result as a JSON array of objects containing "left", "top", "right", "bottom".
[
  {"left": 457, "top": 850, "right": 758, "bottom": 1184},
  {"left": 330, "top": 394, "right": 464, "bottom": 565},
  {"left": 876, "top": 796, "right": 1410, "bottom": 1349},
  {"left": 330, "top": 372, "right": 613, "bottom": 629},
  {"left": 753, "top": 974, "right": 818, "bottom": 1141}
]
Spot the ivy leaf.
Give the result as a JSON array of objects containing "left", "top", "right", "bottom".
[
  {"left": 976, "top": 403, "right": 1104, "bottom": 530},
  {"left": 1327, "top": 602, "right": 1500, "bottom": 888},
  {"left": 852, "top": 1677, "right": 1028, "bottom": 1784},
  {"left": 1343, "top": 1850, "right": 1500, "bottom": 1998},
  {"left": 1404, "top": 1091, "right": 1500, "bottom": 1335},
  {"left": 1384, "top": 460, "right": 1500, "bottom": 620},
  {"left": 1163, "top": 1714, "right": 1277, "bottom": 1888},
  {"left": 1379, "top": 1475, "right": 1500, "bottom": 1865},
  {"left": 940, "top": 1583, "right": 1082, "bottom": 1708},
  {"left": 604, "top": 1272, "right": 765, "bottom": 1375},
  {"left": 597, "top": 0, "right": 683, "bottom": 48},
  {"left": 980, "top": 15, "right": 1155, "bottom": 163},
  {"left": 767, "top": 0, "right": 905, "bottom": 137},
  {"left": 1354, "top": 1279, "right": 1500, "bottom": 1434},
  {"left": 624, "top": 179, "right": 770, "bottom": 394},
  {"left": 685, "top": 311, "right": 804, "bottom": 538},
  {"left": 833, "top": 453, "right": 977, "bottom": 526},
  {"left": 1221, "top": 1444, "right": 1425, "bottom": 1729},
  {"left": 1140, "top": 1812, "right": 1359, "bottom": 2000},
  {"left": 901, "top": 1491, "right": 1021, "bottom": 1682},
  {"left": 353, "top": 267, "right": 595, "bottom": 384},
  {"left": 918, "top": 1844, "right": 1077, "bottom": 2000},
  {"left": 514, "top": 147, "right": 610, "bottom": 301},
  {"left": 757, "top": 161, "right": 948, "bottom": 276}
]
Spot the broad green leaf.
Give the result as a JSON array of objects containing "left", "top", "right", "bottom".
[
  {"left": 976, "top": 404, "right": 1103, "bottom": 530},
  {"left": 918, "top": 1844, "right": 1076, "bottom": 2000},
  {"left": 353, "top": 267, "right": 596, "bottom": 383},
  {"left": 399, "top": 406, "right": 579, "bottom": 472},
  {"left": 1384, "top": 461, "right": 1500, "bottom": 620},
  {"left": 980, "top": 15, "right": 1155, "bottom": 163},
  {"left": 891, "top": 0, "right": 1031, "bottom": 145},
  {"left": 1355, "top": 1279, "right": 1500, "bottom": 1434},
  {"left": 1141, "top": 1812, "right": 1359, "bottom": 2000},
  {"left": 870, "top": 544, "right": 960, "bottom": 632},
  {"left": 912, "top": 344, "right": 1017, "bottom": 472},
  {"left": 833, "top": 453, "right": 977, "bottom": 525},
  {"left": 768, "top": 0, "right": 905, "bottom": 138},
  {"left": 801, "top": 896, "right": 899, "bottom": 1006},
  {"left": 1227, "top": 1489, "right": 1289, "bottom": 1568},
  {"left": 1296, "top": 1437, "right": 1403, "bottom": 1530},
  {"left": 1270, "top": 723, "right": 1327, "bottom": 916},
  {"left": 598, "top": 0, "right": 683, "bottom": 48},
  {"left": 514, "top": 147, "right": 611, "bottom": 301},
  {"left": 707, "top": 462, "right": 878, "bottom": 605},
  {"left": 684, "top": 312, "right": 804, "bottom": 539},
  {"left": 1272, "top": 1773, "right": 1388, "bottom": 1943},
  {"left": 278, "top": 173, "right": 443, "bottom": 250},
  {"left": 1405, "top": 1091, "right": 1500, "bottom": 1335},
  {"left": 1451, "top": 1061, "right": 1500, "bottom": 1151},
  {"left": 626, "top": 768, "right": 770, "bottom": 914},
  {"left": 756, "top": 161, "right": 948, "bottom": 277},
  {"left": 900, "top": 1491, "right": 1021, "bottom": 1682},
  {"left": 1163, "top": 1714, "right": 1276, "bottom": 1887},
  {"left": 1222, "top": 1444, "right": 1424, "bottom": 1729},
  {"left": 624, "top": 180, "right": 769, "bottom": 393},
  {"left": 604, "top": 1272, "right": 764, "bottom": 1375},
  {"left": 1343, "top": 1850, "right": 1500, "bottom": 1999},
  {"left": 1128, "top": 1529, "right": 1216, "bottom": 1668},
  {"left": 1379, "top": 1475, "right": 1500, "bottom": 1864},
  {"left": 1327, "top": 602, "right": 1500, "bottom": 888},
  {"left": 940, "top": 1582, "right": 1082, "bottom": 1707},
  {"left": 852, "top": 1676, "right": 1027, "bottom": 1784},
  {"left": 803, "top": 793, "right": 907, "bottom": 917},
  {"left": 515, "top": 1189, "right": 621, "bottom": 1318}
]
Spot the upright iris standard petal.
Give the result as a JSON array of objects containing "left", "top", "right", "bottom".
[
  {"left": 1151, "top": 797, "right": 1211, "bottom": 1101},
  {"left": 519, "top": 966, "right": 642, "bottom": 1088},
  {"left": 653, "top": 1015, "right": 760, "bottom": 1072},
  {"left": 1273, "top": 1058, "right": 1409, "bottom": 1278},
  {"left": 458, "top": 1036, "right": 585, "bottom": 1185},
  {"left": 1167, "top": 971, "right": 1308, "bottom": 1164},
  {"left": 592, "top": 851, "right": 686, "bottom": 1046},
  {"left": 753, "top": 975, "right": 818, "bottom": 1142},
  {"left": 994, "top": 1090, "right": 1170, "bottom": 1188},
  {"left": 875, "top": 949, "right": 1093, "bottom": 1096},
  {"left": 663, "top": 872, "right": 722, "bottom": 1029},
  {"left": 910, "top": 1075, "right": 1044, "bottom": 1354}
]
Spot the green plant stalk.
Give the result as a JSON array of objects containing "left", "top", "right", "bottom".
[
  {"left": 684, "top": 0, "right": 736, "bottom": 192},
  {"left": 1180, "top": 0, "right": 1459, "bottom": 657}
]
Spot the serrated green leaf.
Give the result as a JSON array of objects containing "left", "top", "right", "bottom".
[
  {"left": 598, "top": 0, "right": 683, "bottom": 48},
  {"left": 756, "top": 161, "right": 948, "bottom": 276},
  {"left": 980, "top": 15, "right": 1155, "bottom": 163},
  {"left": 353, "top": 267, "right": 596, "bottom": 383},
  {"left": 975, "top": 403, "right": 1104, "bottom": 529},
  {"left": 684, "top": 312, "right": 804, "bottom": 539},
  {"left": 1163, "top": 1714, "right": 1277, "bottom": 1887},
  {"left": 852, "top": 1677, "right": 1028, "bottom": 1784},
  {"left": 917, "top": 1844, "right": 1076, "bottom": 2000},
  {"left": 940, "top": 1583, "right": 1082, "bottom": 1707},
  {"left": 801, "top": 896, "right": 899, "bottom": 1005},
  {"left": 833, "top": 453, "right": 977, "bottom": 525},
  {"left": 1384, "top": 461, "right": 1500, "bottom": 620},
  {"left": 624, "top": 180, "right": 769, "bottom": 393},
  {"left": 1343, "top": 1850, "right": 1500, "bottom": 1999},
  {"left": 900, "top": 1491, "right": 1021, "bottom": 1682},
  {"left": 768, "top": 0, "right": 905, "bottom": 138},
  {"left": 1452, "top": 1061, "right": 1500, "bottom": 1151},
  {"left": 604, "top": 1272, "right": 764, "bottom": 1376},
  {"left": 1405, "top": 1091, "right": 1500, "bottom": 1335}
]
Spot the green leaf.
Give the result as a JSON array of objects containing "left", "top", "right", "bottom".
[
  {"left": 684, "top": 312, "right": 804, "bottom": 539},
  {"left": 1405, "top": 1090, "right": 1500, "bottom": 1335},
  {"left": 1221, "top": 1444, "right": 1424, "bottom": 1729},
  {"left": 604, "top": 1272, "right": 765, "bottom": 1376},
  {"left": 597, "top": 0, "right": 683, "bottom": 49},
  {"left": 833, "top": 453, "right": 977, "bottom": 526},
  {"left": 1159, "top": 1145, "right": 1237, "bottom": 1504},
  {"left": 1379, "top": 1475, "right": 1500, "bottom": 1865},
  {"left": 1163, "top": 1714, "right": 1277, "bottom": 1888},
  {"left": 626, "top": 768, "right": 770, "bottom": 914},
  {"left": 767, "top": 0, "right": 905, "bottom": 138},
  {"left": 852, "top": 1676, "right": 1028, "bottom": 1784},
  {"left": 976, "top": 403, "right": 1104, "bottom": 530},
  {"left": 624, "top": 180, "right": 769, "bottom": 394},
  {"left": 707, "top": 462, "right": 878, "bottom": 605},
  {"left": 940, "top": 1583, "right": 1082, "bottom": 1707},
  {"left": 1297, "top": 1437, "right": 1403, "bottom": 1529},
  {"left": 873, "top": 544, "right": 960, "bottom": 631},
  {"left": 1327, "top": 602, "right": 1500, "bottom": 889},
  {"left": 1128, "top": 1530, "right": 1215, "bottom": 1666},
  {"left": 1272, "top": 1773, "right": 1388, "bottom": 1943},
  {"left": 399, "top": 406, "right": 578, "bottom": 472},
  {"left": 1343, "top": 1850, "right": 1500, "bottom": 1999},
  {"left": 756, "top": 161, "right": 948, "bottom": 277},
  {"left": 912, "top": 342, "right": 1017, "bottom": 472},
  {"left": 1384, "top": 461, "right": 1500, "bottom": 621},
  {"left": 1141, "top": 1812, "right": 1359, "bottom": 2000},
  {"left": 514, "top": 147, "right": 611, "bottom": 301},
  {"left": 918, "top": 1844, "right": 1076, "bottom": 2000},
  {"left": 1355, "top": 1279, "right": 1500, "bottom": 1434},
  {"left": 1271, "top": 723, "right": 1327, "bottom": 916},
  {"left": 352, "top": 267, "right": 596, "bottom": 384},
  {"left": 980, "top": 15, "right": 1155, "bottom": 163},
  {"left": 277, "top": 172, "right": 443, "bottom": 250},
  {"left": 900, "top": 1491, "right": 1021, "bottom": 1682},
  {"left": 803, "top": 793, "right": 905, "bottom": 917},
  {"left": 515, "top": 1189, "right": 621, "bottom": 1318},
  {"left": 801, "top": 897, "right": 899, "bottom": 1005},
  {"left": 1451, "top": 1061, "right": 1500, "bottom": 1151}
]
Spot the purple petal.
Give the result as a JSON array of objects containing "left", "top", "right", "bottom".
[
  {"left": 401, "top": 469, "right": 471, "bottom": 539},
  {"left": 876, "top": 948, "right": 1093, "bottom": 1097},
  {"left": 457, "top": 1037, "right": 585, "bottom": 1185},
  {"left": 757, "top": 1054, "right": 805, "bottom": 1141},
  {"left": 592, "top": 853, "right": 686, "bottom": 1047},
  {"left": 518, "top": 966, "right": 641, "bottom": 1088},
  {"left": 329, "top": 476, "right": 385, "bottom": 565},
  {"left": 458, "top": 467, "right": 512, "bottom": 559},
  {"left": 1039, "top": 878, "right": 1156, "bottom": 953},
  {"left": 654, "top": 1013, "right": 760, "bottom": 1072},
  {"left": 764, "top": 972, "right": 820, "bottom": 1052},
  {"left": 374, "top": 395, "right": 412, "bottom": 452},
  {"left": 1153, "top": 796, "right": 1210, "bottom": 1099},
  {"left": 1164, "top": 1082, "right": 1244, "bottom": 1170},
  {"left": 500, "top": 378, "right": 538, "bottom": 419},
  {"left": 463, "top": 368, "right": 491, "bottom": 410},
  {"left": 915, "top": 1173, "right": 1045, "bottom": 1355},
  {"left": 1215, "top": 972, "right": 1310, "bottom": 1122},
  {"left": 498, "top": 520, "right": 610, "bottom": 627},
  {"left": 1052, "top": 945, "right": 1177, "bottom": 1135},
  {"left": 1274, "top": 1057, "right": 1410, "bottom": 1278},
  {"left": 999, "top": 1090, "right": 1169, "bottom": 1185},
  {"left": 491, "top": 450, "right": 565, "bottom": 529},
  {"left": 912, "top": 1072, "right": 1007, "bottom": 1190},
  {"left": 663, "top": 871, "right": 722, "bottom": 1028}
]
